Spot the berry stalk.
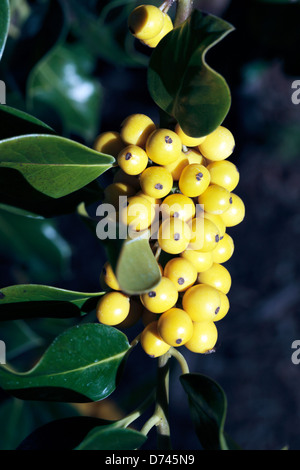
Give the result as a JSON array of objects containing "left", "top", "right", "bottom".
[{"left": 174, "top": 0, "right": 195, "bottom": 27}]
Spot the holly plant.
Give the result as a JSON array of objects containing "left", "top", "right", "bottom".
[{"left": 0, "top": 0, "right": 246, "bottom": 451}]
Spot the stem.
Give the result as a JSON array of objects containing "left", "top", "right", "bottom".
[
  {"left": 169, "top": 347, "right": 190, "bottom": 375},
  {"left": 159, "top": 0, "right": 176, "bottom": 14},
  {"left": 155, "top": 353, "right": 172, "bottom": 449},
  {"left": 174, "top": 0, "right": 194, "bottom": 27},
  {"left": 116, "top": 390, "right": 156, "bottom": 429}
]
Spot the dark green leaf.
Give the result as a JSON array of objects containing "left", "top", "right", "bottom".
[
  {"left": 75, "top": 427, "right": 147, "bottom": 450},
  {"left": 0, "top": 323, "right": 130, "bottom": 402},
  {"left": 27, "top": 43, "right": 103, "bottom": 143},
  {"left": 0, "top": 398, "right": 78, "bottom": 450},
  {"left": 0, "top": 284, "right": 105, "bottom": 321},
  {"left": 0, "top": 320, "right": 43, "bottom": 361},
  {"left": 0, "top": 0, "right": 9, "bottom": 60},
  {"left": 180, "top": 373, "right": 240, "bottom": 450},
  {"left": 0, "top": 209, "right": 71, "bottom": 283},
  {"left": 0, "top": 105, "right": 55, "bottom": 140},
  {"left": 148, "top": 10, "right": 234, "bottom": 137},
  {"left": 0, "top": 134, "right": 114, "bottom": 198}
]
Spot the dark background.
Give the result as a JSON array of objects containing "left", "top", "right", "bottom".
[{"left": 0, "top": 0, "right": 300, "bottom": 450}]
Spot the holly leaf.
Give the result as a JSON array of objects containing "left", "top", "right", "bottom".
[
  {"left": 0, "top": 105, "right": 55, "bottom": 140},
  {"left": 148, "top": 10, "right": 234, "bottom": 137}
]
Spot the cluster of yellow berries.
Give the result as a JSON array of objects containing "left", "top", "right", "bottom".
[
  {"left": 128, "top": 4, "right": 173, "bottom": 48},
  {"left": 93, "top": 111, "right": 245, "bottom": 358}
]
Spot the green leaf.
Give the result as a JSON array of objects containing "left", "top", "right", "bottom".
[
  {"left": 0, "top": 399, "right": 79, "bottom": 450},
  {"left": 0, "top": 0, "right": 9, "bottom": 60},
  {"left": 0, "top": 323, "right": 130, "bottom": 402},
  {"left": 0, "top": 209, "right": 71, "bottom": 283},
  {"left": 0, "top": 105, "right": 55, "bottom": 140},
  {"left": 148, "top": 10, "right": 234, "bottom": 137},
  {"left": 180, "top": 373, "right": 240, "bottom": 450},
  {"left": 0, "top": 284, "right": 105, "bottom": 321},
  {"left": 75, "top": 427, "right": 147, "bottom": 450},
  {"left": 0, "top": 134, "right": 114, "bottom": 198},
  {"left": 27, "top": 42, "right": 103, "bottom": 143}
]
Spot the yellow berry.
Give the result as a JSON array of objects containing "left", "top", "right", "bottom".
[
  {"left": 198, "top": 126, "right": 235, "bottom": 161},
  {"left": 103, "top": 182, "right": 136, "bottom": 209},
  {"left": 140, "top": 276, "right": 178, "bottom": 314},
  {"left": 163, "top": 257, "right": 197, "bottom": 292},
  {"left": 158, "top": 218, "right": 191, "bottom": 254},
  {"left": 119, "top": 195, "right": 155, "bottom": 232},
  {"left": 157, "top": 308, "right": 194, "bottom": 346},
  {"left": 175, "top": 123, "right": 207, "bottom": 147},
  {"left": 117, "top": 298, "right": 143, "bottom": 329},
  {"left": 120, "top": 114, "right": 156, "bottom": 148},
  {"left": 96, "top": 292, "right": 130, "bottom": 325},
  {"left": 203, "top": 213, "right": 226, "bottom": 238},
  {"left": 140, "top": 321, "right": 170, "bottom": 358},
  {"left": 185, "top": 321, "right": 218, "bottom": 354},
  {"left": 146, "top": 129, "right": 182, "bottom": 165},
  {"left": 140, "top": 166, "right": 173, "bottom": 199},
  {"left": 180, "top": 249, "right": 213, "bottom": 273},
  {"left": 143, "top": 13, "right": 173, "bottom": 48},
  {"left": 179, "top": 163, "right": 210, "bottom": 197},
  {"left": 128, "top": 5, "right": 164, "bottom": 41},
  {"left": 214, "top": 291, "right": 230, "bottom": 322},
  {"left": 113, "top": 168, "right": 141, "bottom": 190},
  {"left": 185, "top": 148, "right": 207, "bottom": 166},
  {"left": 198, "top": 184, "right": 231, "bottom": 214},
  {"left": 211, "top": 233, "right": 234, "bottom": 264},
  {"left": 207, "top": 160, "right": 240, "bottom": 192},
  {"left": 117, "top": 145, "right": 148, "bottom": 176},
  {"left": 136, "top": 190, "right": 161, "bottom": 206},
  {"left": 160, "top": 193, "right": 195, "bottom": 222},
  {"left": 163, "top": 152, "right": 189, "bottom": 181},
  {"left": 197, "top": 263, "right": 232, "bottom": 294},
  {"left": 182, "top": 284, "right": 221, "bottom": 322},
  {"left": 93, "top": 131, "right": 124, "bottom": 157},
  {"left": 102, "top": 261, "right": 120, "bottom": 291},
  {"left": 188, "top": 217, "right": 220, "bottom": 252},
  {"left": 220, "top": 193, "right": 245, "bottom": 227}
]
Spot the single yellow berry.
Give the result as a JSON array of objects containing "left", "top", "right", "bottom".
[
  {"left": 185, "top": 321, "right": 218, "bottom": 354},
  {"left": 140, "top": 166, "right": 173, "bottom": 199},
  {"left": 117, "top": 298, "right": 143, "bottom": 329},
  {"left": 198, "top": 126, "right": 235, "bottom": 161},
  {"left": 103, "top": 182, "right": 136, "bottom": 209},
  {"left": 163, "top": 152, "right": 189, "bottom": 181},
  {"left": 179, "top": 163, "right": 210, "bottom": 198},
  {"left": 119, "top": 195, "right": 155, "bottom": 232},
  {"left": 140, "top": 321, "right": 170, "bottom": 358},
  {"left": 160, "top": 193, "right": 195, "bottom": 222},
  {"left": 207, "top": 160, "right": 240, "bottom": 192},
  {"left": 96, "top": 291, "right": 130, "bottom": 325},
  {"left": 120, "top": 114, "right": 156, "bottom": 148},
  {"left": 158, "top": 218, "right": 191, "bottom": 254},
  {"left": 146, "top": 129, "right": 182, "bottom": 165},
  {"left": 180, "top": 249, "right": 213, "bottom": 273},
  {"left": 220, "top": 193, "right": 245, "bottom": 227},
  {"left": 157, "top": 308, "right": 194, "bottom": 346},
  {"left": 163, "top": 257, "right": 197, "bottom": 292},
  {"left": 128, "top": 5, "right": 164, "bottom": 41},
  {"left": 140, "top": 276, "right": 178, "bottom": 314},
  {"left": 198, "top": 184, "right": 231, "bottom": 214},
  {"left": 211, "top": 233, "right": 234, "bottom": 264},
  {"left": 214, "top": 291, "right": 230, "bottom": 322},
  {"left": 102, "top": 261, "right": 120, "bottom": 291},
  {"left": 203, "top": 212, "right": 226, "bottom": 238},
  {"left": 175, "top": 123, "right": 207, "bottom": 147},
  {"left": 197, "top": 263, "right": 232, "bottom": 294},
  {"left": 182, "top": 284, "right": 221, "bottom": 322},
  {"left": 93, "top": 131, "right": 124, "bottom": 157},
  {"left": 185, "top": 148, "right": 207, "bottom": 166},
  {"left": 143, "top": 12, "right": 173, "bottom": 47},
  {"left": 117, "top": 145, "right": 148, "bottom": 176},
  {"left": 188, "top": 217, "right": 220, "bottom": 252}
]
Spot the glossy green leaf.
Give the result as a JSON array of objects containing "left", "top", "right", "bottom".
[
  {"left": 27, "top": 43, "right": 103, "bottom": 143},
  {"left": 0, "top": 284, "right": 105, "bottom": 321},
  {"left": 0, "top": 105, "right": 55, "bottom": 140},
  {"left": 0, "top": 323, "right": 130, "bottom": 402},
  {"left": 0, "top": 0, "right": 9, "bottom": 60},
  {"left": 148, "top": 10, "right": 234, "bottom": 137},
  {"left": 0, "top": 134, "right": 114, "bottom": 198},
  {"left": 180, "top": 373, "right": 240, "bottom": 450},
  {"left": 0, "top": 399, "right": 78, "bottom": 450},
  {"left": 0, "top": 209, "right": 71, "bottom": 283},
  {"left": 75, "top": 427, "right": 147, "bottom": 450}
]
